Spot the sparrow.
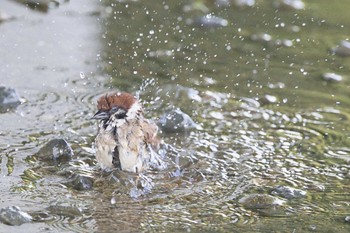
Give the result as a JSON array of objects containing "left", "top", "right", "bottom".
[{"left": 92, "top": 92, "right": 161, "bottom": 173}]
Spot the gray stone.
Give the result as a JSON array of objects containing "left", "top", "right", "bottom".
[
  {"left": 0, "top": 206, "right": 32, "bottom": 226},
  {"left": 239, "top": 194, "right": 286, "bottom": 216},
  {"left": 239, "top": 194, "right": 286, "bottom": 209},
  {"left": 273, "top": 0, "right": 305, "bottom": 10},
  {"left": 331, "top": 40, "right": 350, "bottom": 57},
  {"left": 259, "top": 94, "right": 278, "bottom": 106},
  {"left": 159, "top": 109, "right": 198, "bottom": 133},
  {"left": 36, "top": 139, "right": 73, "bottom": 165},
  {"left": 0, "top": 11, "right": 15, "bottom": 23},
  {"left": 46, "top": 205, "right": 83, "bottom": 218},
  {"left": 322, "top": 73, "right": 343, "bottom": 82},
  {"left": 65, "top": 174, "right": 93, "bottom": 191},
  {"left": 345, "top": 216, "right": 350, "bottom": 223},
  {"left": 0, "top": 86, "right": 21, "bottom": 113},
  {"left": 272, "top": 185, "right": 307, "bottom": 199}
]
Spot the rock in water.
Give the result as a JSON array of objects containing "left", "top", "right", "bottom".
[
  {"left": 65, "top": 174, "right": 93, "bottom": 191},
  {"left": 159, "top": 109, "right": 198, "bottom": 133},
  {"left": 36, "top": 139, "right": 73, "bottom": 165},
  {"left": 0, "top": 86, "right": 21, "bottom": 113},
  {"left": 322, "top": 73, "right": 343, "bottom": 82},
  {"left": 239, "top": 194, "right": 286, "bottom": 216},
  {"left": 272, "top": 186, "right": 307, "bottom": 199},
  {"left": 0, "top": 206, "right": 32, "bottom": 226},
  {"left": 273, "top": 0, "right": 305, "bottom": 10},
  {"left": 331, "top": 40, "right": 350, "bottom": 57}
]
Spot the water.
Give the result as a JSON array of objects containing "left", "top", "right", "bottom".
[{"left": 1, "top": 0, "right": 350, "bottom": 232}]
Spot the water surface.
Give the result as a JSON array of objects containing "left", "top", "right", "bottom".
[{"left": 0, "top": 0, "right": 350, "bottom": 232}]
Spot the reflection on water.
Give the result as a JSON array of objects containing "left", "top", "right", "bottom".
[{"left": 1, "top": 0, "right": 350, "bottom": 232}]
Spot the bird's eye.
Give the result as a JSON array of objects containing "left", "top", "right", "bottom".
[
  {"left": 116, "top": 111, "right": 127, "bottom": 119},
  {"left": 110, "top": 107, "right": 127, "bottom": 119}
]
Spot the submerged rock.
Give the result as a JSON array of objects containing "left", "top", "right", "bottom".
[
  {"left": 345, "top": 216, "right": 350, "bottom": 223},
  {"left": 189, "top": 14, "right": 228, "bottom": 28},
  {"left": 331, "top": 40, "right": 350, "bottom": 57},
  {"left": 259, "top": 94, "right": 278, "bottom": 106},
  {"left": 0, "top": 11, "right": 15, "bottom": 23},
  {"left": 14, "top": 0, "right": 61, "bottom": 13},
  {"left": 322, "top": 73, "right": 343, "bottom": 82},
  {"left": 65, "top": 174, "right": 93, "bottom": 191},
  {"left": 35, "top": 139, "right": 73, "bottom": 165},
  {"left": 216, "top": 0, "right": 255, "bottom": 8},
  {"left": 0, "top": 86, "right": 21, "bottom": 113},
  {"left": 0, "top": 206, "right": 32, "bottom": 226},
  {"left": 272, "top": 186, "right": 307, "bottom": 199},
  {"left": 239, "top": 194, "right": 286, "bottom": 208},
  {"left": 159, "top": 109, "right": 198, "bottom": 133},
  {"left": 46, "top": 205, "right": 83, "bottom": 218},
  {"left": 232, "top": 0, "right": 255, "bottom": 7},
  {"left": 129, "top": 174, "right": 154, "bottom": 198},
  {"left": 239, "top": 194, "right": 286, "bottom": 216},
  {"left": 273, "top": 0, "right": 305, "bottom": 10},
  {"left": 251, "top": 33, "right": 272, "bottom": 43}
]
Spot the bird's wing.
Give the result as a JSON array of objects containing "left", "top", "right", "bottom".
[{"left": 141, "top": 119, "right": 159, "bottom": 149}]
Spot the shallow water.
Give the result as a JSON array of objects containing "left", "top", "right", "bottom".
[{"left": 1, "top": 0, "right": 350, "bottom": 232}]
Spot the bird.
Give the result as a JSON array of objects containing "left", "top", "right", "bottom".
[{"left": 92, "top": 92, "right": 162, "bottom": 173}]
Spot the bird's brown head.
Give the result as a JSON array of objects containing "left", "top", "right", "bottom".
[{"left": 92, "top": 92, "right": 140, "bottom": 121}]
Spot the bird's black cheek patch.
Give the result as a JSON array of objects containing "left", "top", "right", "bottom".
[
  {"left": 102, "top": 120, "right": 108, "bottom": 130},
  {"left": 109, "top": 106, "right": 127, "bottom": 119},
  {"left": 112, "top": 126, "right": 117, "bottom": 137},
  {"left": 116, "top": 112, "right": 127, "bottom": 119}
]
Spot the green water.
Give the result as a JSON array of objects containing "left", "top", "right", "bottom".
[{"left": 97, "top": 0, "right": 350, "bottom": 232}]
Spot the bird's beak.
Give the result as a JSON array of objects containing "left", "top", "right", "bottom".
[{"left": 92, "top": 110, "right": 109, "bottom": 120}]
